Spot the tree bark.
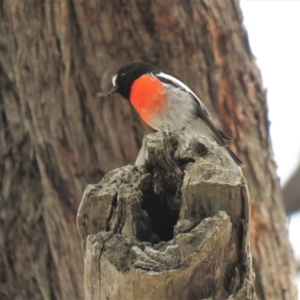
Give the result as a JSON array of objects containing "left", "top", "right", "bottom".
[
  {"left": 0, "top": 0, "right": 296, "bottom": 299},
  {"left": 77, "top": 130, "right": 256, "bottom": 300}
]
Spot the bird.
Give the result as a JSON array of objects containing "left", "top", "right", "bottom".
[{"left": 106, "top": 61, "right": 242, "bottom": 166}]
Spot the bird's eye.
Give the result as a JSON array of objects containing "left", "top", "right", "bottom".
[{"left": 121, "top": 73, "right": 126, "bottom": 77}]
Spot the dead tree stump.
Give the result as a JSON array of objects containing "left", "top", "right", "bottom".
[{"left": 77, "top": 130, "right": 256, "bottom": 300}]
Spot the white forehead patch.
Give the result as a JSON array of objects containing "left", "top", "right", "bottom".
[{"left": 112, "top": 74, "right": 117, "bottom": 87}]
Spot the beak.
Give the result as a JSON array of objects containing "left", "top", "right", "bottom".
[{"left": 105, "top": 86, "right": 119, "bottom": 98}]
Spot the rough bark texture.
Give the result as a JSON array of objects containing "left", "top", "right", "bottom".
[
  {"left": 0, "top": 0, "right": 296, "bottom": 299},
  {"left": 77, "top": 130, "right": 256, "bottom": 300}
]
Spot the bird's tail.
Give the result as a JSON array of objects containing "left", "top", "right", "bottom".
[{"left": 225, "top": 146, "right": 243, "bottom": 166}]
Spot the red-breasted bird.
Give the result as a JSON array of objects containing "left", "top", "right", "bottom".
[{"left": 106, "top": 61, "right": 242, "bottom": 166}]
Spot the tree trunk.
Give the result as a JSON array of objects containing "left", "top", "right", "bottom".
[
  {"left": 77, "top": 130, "right": 256, "bottom": 299},
  {"left": 0, "top": 0, "right": 296, "bottom": 299}
]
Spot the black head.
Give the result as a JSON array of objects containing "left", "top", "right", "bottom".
[{"left": 105, "top": 61, "right": 157, "bottom": 100}]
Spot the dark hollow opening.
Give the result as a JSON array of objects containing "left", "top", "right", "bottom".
[{"left": 141, "top": 188, "right": 180, "bottom": 242}]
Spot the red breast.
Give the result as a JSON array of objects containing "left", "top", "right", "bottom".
[{"left": 130, "top": 74, "right": 166, "bottom": 126}]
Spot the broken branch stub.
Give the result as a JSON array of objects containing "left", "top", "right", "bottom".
[{"left": 77, "top": 130, "right": 256, "bottom": 300}]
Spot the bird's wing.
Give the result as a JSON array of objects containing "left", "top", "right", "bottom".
[
  {"left": 153, "top": 71, "right": 232, "bottom": 146},
  {"left": 153, "top": 71, "right": 211, "bottom": 119},
  {"left": 153, "top": 71, "right": 241, "bottom": 165}
]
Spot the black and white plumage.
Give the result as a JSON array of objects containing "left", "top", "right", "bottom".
[{"left": 106, "top": 61, "right": 242, "bottom": 166}]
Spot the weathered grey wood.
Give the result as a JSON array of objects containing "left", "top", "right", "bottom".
[{"left": 77, "top": 130, "right": 256, "bottom": 300}]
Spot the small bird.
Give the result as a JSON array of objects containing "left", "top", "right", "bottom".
[{"left": 106, "top": 61, "right": 242, "bottom": 166}]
